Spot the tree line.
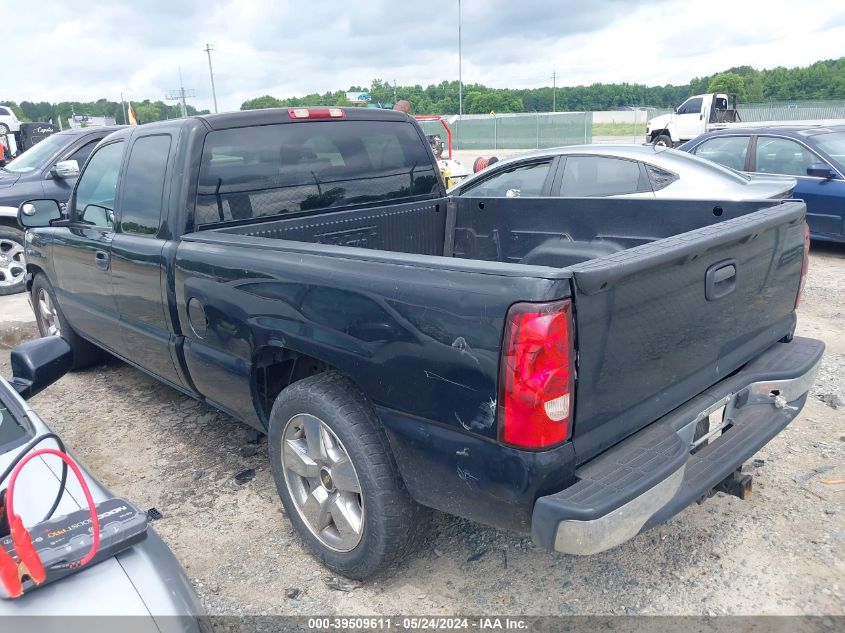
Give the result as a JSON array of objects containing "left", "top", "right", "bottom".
[
  {"left": 4, "top": 57, "right": 843, "bottom": 124},
  {"left": 0, "top": 99, "right": 208, "bottom": 126},
  {"left": 242, "top": 57, "right": 845, "bottom": 114}
]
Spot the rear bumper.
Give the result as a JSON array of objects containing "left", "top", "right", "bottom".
[{"left": 531, "top": 335, "right": 824, "bottom": 555}]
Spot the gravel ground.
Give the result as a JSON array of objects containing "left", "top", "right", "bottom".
[{"left": 0, "top": 244, "right": 843, "bottom": 617}]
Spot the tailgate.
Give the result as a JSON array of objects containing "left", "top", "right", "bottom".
[{"left": 568, "top": 200, "right": 806, "bottom": 463}]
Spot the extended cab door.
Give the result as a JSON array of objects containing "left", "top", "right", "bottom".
[
  {"left": 110, "top": 131, "right": 184, "bottom": 386},
  {"left": 674, "top": 97, "right": 704, "bottom": 141},
  {"left": 52, "top": 140, "right": 126, "bottom": 353}
]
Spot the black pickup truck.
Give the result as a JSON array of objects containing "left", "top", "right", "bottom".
[{"left": 17, "top": 107, "right": 823, "bottom": 578}]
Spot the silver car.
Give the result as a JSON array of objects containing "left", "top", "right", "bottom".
[
  {"left": 0, "top": 337, "right": 206, "bottom": 631},
  {"left": 451, "top": 144, "right": 796, "bottom": 200}
]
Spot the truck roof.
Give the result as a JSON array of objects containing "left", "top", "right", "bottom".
[{"left": 198, "top": 107, "right": 412, "bottom": 130}]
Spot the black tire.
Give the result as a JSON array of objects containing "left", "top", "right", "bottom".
[
  {"left": 0, "top": 123, "right": 9, "bottom": 135},
  {"left": 653, "top": 133, "right": 673, "bottom": 148},
  {"left": 31, "top": 273, "right": 103, "bottom": 369},
  {"left": 268, "top": 371, "right": 429, "bottom": 579},
  {"left": 0, "top": 226, "right": 26, "bottom": 296}
]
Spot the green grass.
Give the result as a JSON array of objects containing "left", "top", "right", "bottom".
[{"left": 592, "top": 122, "right": 647, "bottom": 137}]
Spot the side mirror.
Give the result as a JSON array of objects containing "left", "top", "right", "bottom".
[
  {"left": 51, "top": 159, "right": 80, "bottom": 179},
  {"left": 18, "top": 198, "right": 62, "bottom": 228},
  {"left": 806, "top": 163, "right": 835, "bottom": 179},
  {"left": 9, "top": 337, "right": 73, "bottom": 400}
]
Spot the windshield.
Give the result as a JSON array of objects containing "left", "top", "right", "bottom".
[
  {"left": 813, "top": 132, "right": 845, "bottom": 169},
  {"left": 3, "top": 134, "right": 69, "bottom": 174}
]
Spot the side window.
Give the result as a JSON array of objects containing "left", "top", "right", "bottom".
[
  {"left": 677, "top": 98, "right": 703, "bottom": 115},
  {"left": 691, "top": 136, "right": 750, "bottom": 171},
  {"left": 755, "top": 137, "right": 820, "bottom": 177},
  {"left": 560, "top": 156, "right": 644, "bottom": 197},
  {"left": 72, "top": 141, "right": 125, "bottom": 228},
  {"left": 461, "top": 161, "right": 552, "bottom": 198},
  {"left": 66, "top": 138, "right": 101, "bottom": 168},
  {"left": 119, "top": 135, "right": 172, "bottom": 236},
  {"left": 0, "top": 107, "right": 9, "bottom": 116}
]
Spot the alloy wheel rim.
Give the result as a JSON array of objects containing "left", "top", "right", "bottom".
[
  {"left": 0, "top": 238, "right": 25, "bottom": 288},
  {"left": 36, "top": 288, "right": 61, "bottom": 336},
  {"left": 281, "top": 413, "right": 365, "bottom": 552}
]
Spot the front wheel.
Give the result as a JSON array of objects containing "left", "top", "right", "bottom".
[
  {"left": 0, "top": 226, "right": 26, "bottom": 296},
  {"left": 31, "top": 273, "right": 103, "bottom": 369},
  {"left": 268, "top": 371, "right": 429, "bottom": 579},
  {"left": 653, "top": 133, "right": 673, "bottom": 148}
]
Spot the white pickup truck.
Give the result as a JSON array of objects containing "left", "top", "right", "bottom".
[{"left": 646, "top": 93, "right": 742, "bottom": 147}]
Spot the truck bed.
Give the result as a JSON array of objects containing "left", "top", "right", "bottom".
[{"left": 188, "top": 197, "right": 806, "bottom": 466}]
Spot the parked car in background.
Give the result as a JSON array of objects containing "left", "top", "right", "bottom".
[
  {"left": 451, "top": 144, "right": 795, "bottom": 201},
  {"left": 680, "top": 125, "right": 845, "bottom": 242},
  {"left": 0, "top": 106, "right": 21, "bottom": 136},
  {"left": 0, "top": 126, "right": 120, "bottom": 295},
  {"left": 0, "top": 337, "right": 205, "bottom": 628}
]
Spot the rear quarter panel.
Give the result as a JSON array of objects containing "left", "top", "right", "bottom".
[{"left": 173, "top": 237, "right": 571, "bottom": 437}]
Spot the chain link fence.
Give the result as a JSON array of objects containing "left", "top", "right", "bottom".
[
  {"left": 416, "top": 100, "right": 845, "bottom": 152},
  {"left": 738, "top": 100, "right": 845, "bottom": 122},
  {"left": 418, "top": 112, "right": 593, "bottom": 151}
]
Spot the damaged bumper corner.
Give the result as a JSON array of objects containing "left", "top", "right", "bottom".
[{"left": 531, "top": 336, "right": 824, "bottom": 556}]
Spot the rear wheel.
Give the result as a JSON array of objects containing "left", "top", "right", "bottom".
[
  {"left": 0, "top": 123, "right": 9, "bottom": 135},
  {"left": 0, "top": 227, "right": 26, "bottom": 296},
  {"left": 268, "top": 371, "right": 428, "bottom": 579},
  {"left": 31, "top": 273, "right": 103, "bottom": 369},
  {"left": 653, "top": 133, "right": 673, "bottom": 148}
]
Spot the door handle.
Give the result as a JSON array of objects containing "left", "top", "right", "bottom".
[
  {"left": 95, "top": 250, "right": 110, "bottom": 271},
  {"left": 705, "top": 260, "right": 736, "bottom": 301}
]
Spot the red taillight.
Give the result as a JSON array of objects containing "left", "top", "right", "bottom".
[
  {"left": 499, "top": 300, "right": 575, "bottom": 449},
  {"left": 796, "top": 221, "right": 810, "bottom": 308},
  {"left": 288, "top": 107, "right": 345, "bottom": 120}
]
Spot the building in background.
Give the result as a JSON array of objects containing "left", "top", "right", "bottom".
[{"left": 67, "top": 114, "right": 117, "bottom": 128}]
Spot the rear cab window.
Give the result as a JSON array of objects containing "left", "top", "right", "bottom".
[{"left": 195, "top": 120, "right": 440, "bottom": 227}]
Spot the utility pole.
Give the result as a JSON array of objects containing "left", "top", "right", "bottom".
[
  {"left": 166, "top": 67, "right": 196, "bottom": 118},
  {"left": 120, "top": 92, "right": 128, "bottom": 124},
  {"left": 458, "top": 0, "right": 463, "bottom": 120},
  {"left": 551, "top": 70, "right": 556, "bottom": 113},
  {"left": 204, "top": 43, "right": 219, "bottom": 113},
  {"left": 393, "top": 79, "right": 397, "bottom": 104}
]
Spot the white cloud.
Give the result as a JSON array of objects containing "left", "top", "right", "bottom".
[{"left": 3, "top": 0, "right": 844, "bottom": 112}]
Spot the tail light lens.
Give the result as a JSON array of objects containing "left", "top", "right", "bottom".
[
  {"left": 795, "top": 221, "right": 810, "bottom": 308},
  {"left": 499, "top": 300, "right": 575, "bottom": 449}
]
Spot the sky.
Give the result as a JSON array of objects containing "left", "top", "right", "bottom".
[{"left": 3, "top": 0, "right": 845, "bottom": 112}]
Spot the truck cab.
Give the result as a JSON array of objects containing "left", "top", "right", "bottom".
[{"left": 647, "top": 93, "right": 740, "bottom": 147}]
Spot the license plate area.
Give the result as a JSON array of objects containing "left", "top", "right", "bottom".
[{"left": 690, "top": 396, "right": 735, "bottom": 451}]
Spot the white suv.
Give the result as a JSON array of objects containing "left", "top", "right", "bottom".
[{"left": 0, "top": 104, "right": 21, "bottom": 135}]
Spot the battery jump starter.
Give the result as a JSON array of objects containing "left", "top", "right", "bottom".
[{"left": 0, "top": 439, "right": 148, "bottom": 599}]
